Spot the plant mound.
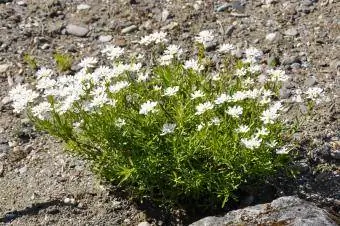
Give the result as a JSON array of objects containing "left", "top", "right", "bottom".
[{"left": 8, "top": 31, "right": 327, "bottom": 208}]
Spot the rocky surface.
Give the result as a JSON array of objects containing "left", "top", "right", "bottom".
[
  {"left": 190, "top": 196, "right": 339, "bottom": 226},
  {"left": 0, "top": 0, "right": 339, "bottom": 225}
]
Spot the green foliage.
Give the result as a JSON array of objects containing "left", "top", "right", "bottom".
[
  {"left": 29, "top": 55, "right": 290, "bottom": 209},
  {"left": 53, "top": 52, "right": 73, "bottom": 72},
  {"left": 23, "top": 53, "right": 38, "bottom": 70}
]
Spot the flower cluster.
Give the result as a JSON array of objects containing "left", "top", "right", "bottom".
[{"left": 7, "top": 29, "right": 330, "bottom": 208}]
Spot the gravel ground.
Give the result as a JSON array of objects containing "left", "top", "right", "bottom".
[{"left": 0, "top": 0, "right": 339, "bottom": 225}]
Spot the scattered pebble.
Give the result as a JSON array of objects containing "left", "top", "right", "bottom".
[
  {"left": 98, "top": 35, "right": 112, "bottom": 43},
  {"left": 18, "top": 165, "right": 27, "bottom": 174},
  {"left": 77, "top": 4, "right": 91, "bottom": 11},
  {"left": 66, "top": 24, "right": 89, "bottom": 37},
  {"left": 121, "top": 25, "right": 137, "bottom": 34},
  {"left": 216, "top": 3, "right": 231, "bottom": 12},
  {"left": 161, "top": 9, "right": 170, "bottom": 21},
  {"left": 17, "top": 1, "right": 27, "bottom": 6},
  {"left": 0, "top": 64, "right": 10, "bottom": 74},
  {"left": 284, "top": 27, "right": 299, "bottom": 36},
  {"left": 266, "top": 32, "right": 280, "bottom": 43},
  {"left": 138, "top": 222, "right": 151, "bottom": 226}
]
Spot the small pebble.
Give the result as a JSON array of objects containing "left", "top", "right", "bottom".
[
  {"left": 284, "top": 27, "right": 299, "bottom": 36},
  {"left": 98, "top": 35, "right": 112, "bottom": 42},
  {"left": 66, "top": 24, "right": 89, "bottom": 37},
  {"left": 138, "top": 222, "right": 151, "bottom": 226},
  {"left": 121, "top": 25, "right": 137, "bottom": 34},
  {"left": 77, "top": 4, "right": 91, "bottom": 11}
]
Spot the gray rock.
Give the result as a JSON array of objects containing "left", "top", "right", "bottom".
[
  {"left": 0, "top": 162, "right": 3, "bottom": 176},
  {"left": 66, "top": 24, "right": 89, "bottom": 37},
  {"left": 302, "top": 0, "right": 314, "bottom": 6},
  {"left": 0, "top": 64, "right": 10, "bottom": 74},
  {"left": 225, "top": 24, "right": 236, "bottom": 37},
  {"left": 138, "top": 222, "right": 151, "bottom": 226},
  {"left": 282, "top": 55, "right": 300, "bottom": 65},
  {"left": 285, "top": 27, "right": 299, "bottom": 36},
  {"left": 1, "top": 96, "right": 11, "bottom": 105},
  {"left": 121, "top": 25, "right": 137, "bottom": 34},
  {"left": 265, "top": 32, "right": 281, "bottom": 43},
  {"left": 190, "top": 196, "right": 338, "bottom": 226},
  {"left": 98, "top": 35, "right": 112, "bottom": 42},
  {"left": 77, "top": 4, "right": 91, "bottom": 11},
  {"left": 331, "top": 150, "right": 340, "bottom": 160},
  {"left": 40, "top": 43, "right": 50, "bottom": 50},
  {"left": 161, "top": 22, "right": 178, "bottom": 31},
  {"left": 17, "top": 1, "right": 27, "bottom": 6},
  {"left": 304, "top": 76, "right": 317, "bottom": 87},
  {"left": 161, "top": 9, "right": 170, "bottom": 22},
  {"left": 216, "top": 3, "right": 232, "bottom": 12},
  {"left": 18, "top": 165, "right": 27, "bottom": 174},
  {"left": 0, "top": 143, "right": 9, "bottom": 154},
  {"left": 291, "top": 62, "right": 301, "bottom": 69}
]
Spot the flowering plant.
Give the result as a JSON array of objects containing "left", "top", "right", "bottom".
[{"left": 8, "top": 31, "right": 326, "bottom": 208}]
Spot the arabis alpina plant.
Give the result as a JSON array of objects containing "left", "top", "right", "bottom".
[{"left": 8, "top": 30, "right": 329, "bottom": 209}]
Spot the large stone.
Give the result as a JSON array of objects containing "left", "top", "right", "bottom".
[
  {"left": 66, "top": 24, "right": 89, "bottom": 37},
  {"left": 190, "top": 196, "right": 338, "bottom": 226}
]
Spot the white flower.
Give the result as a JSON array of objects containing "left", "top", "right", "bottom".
[
  {"left": 258, "top": 74, "right": 268, "bottom": 83},
  {"left": 244, "top": 47, "right": 263, "bottom": 63},
  {"left": 115, "top": 118, "right": 126, "bottom": 128},
  {"left": 260, "top": 102, "right": 282, "bottom": 124},
  {"left": 210, "top": 72, "right": 220, "bottom": 81},
  {"left": 184, "top": 59, "right": 204, "bottom": 72},
  {"left": 292, "top": 89, "right": 303, "bottom": 103},
  {"left": 164, "top": 44, "right": 183, "bottom": 57},
  {"left": 137, "top": 72, "right": 149, "bottom": 82},
  {"left": 255, "top": 127, "right": 269, "bottom": 137},
  {"left": 128, "top": 63, "right": 142, "bottom": 72},
  {"left": 247, "top": 89, "right": 261, "bottom": 99},
  {"left": 305, "top": 87, "right": 323, "bottom": 101},
  {"left": 226, "top": 106, "right": 243, "bottom": 118},
  {"left": 153, "top": 85, "right": 162, "bottom": 91},
  {"left": 209, "top": 117, "right": 221, "bottom": 126},
  {"left": 101, "top": 45, "right": 124, "bottom": 60},
  {"left": 267, "top": 140, "right": 278, "bottom": 148},
  {"left": 267, "top": 69, "right": 289, "bottom": 82},
  {"left": 248, "top": 64, "right": 262, "bottom": 73},
  {"left": 236, "top": 125, "right": 250, "bottom": 133},
  {"left": 36, "top": 67, "right": 54, "bottom": 79},
  {"left": 163, "top": 86, "right": 179, "bottom": 97},
  {"left": 36, "top": 77, "right": 56, "bottom": 90},
  {"left": 191, "top": 90, "right": 205, "bottom": 100},
  {"left": 241, "top": 136, "right": 262, "bottom": 150},
  {"left": 139, "top": 100, "right": 158, "bottom": 115},
  {"left": 139, "top": 31, "right": 168, "bottom": 45},
  {"left": 195, "top": 101, "right": 214, "bottom": 115},
  {"left": 160, "top": 123, "right": 176, "bottom": 136},
  {"left": 195, "top": 30, "right": 214, "bottom": 47},
  {"left": 232, "top": 91, "right": 248, "bottom": 102},
  {"left": 78, "top": 57, "right": 98, "bottom": 69},
  {"left": 9, "top": 84, "right": 39, "bottom": 113},
  {"left": 243, "top": 78, "right": 255, "bottom": 86},
  {"left": 197, "top": 123, "right": 205, "bottom": 131},
  {"left": 215, "top": 93, "right": 232, "bottom": 105},
  {"left": 235, "top": 68, "right": 247, "bottom": 77},
  {"left": 218, "top": 43, "right": 234, "bottom": 53},
  {"left": 109, "top": 81, "right": 130, "bottom": 93},
  {"left": 92, "top": 66, "right": 114, "bottom": 82},
  {"left": 89, "top": 87, "right": 111, "bottom": 108},
  {"left": 276, "top": 146, "right": 289, "bottom": 154},
  {"left": 262, "top": 89, "right": 274, "bottom": 98},
  {"left": 159, "top": 54, "right": 173, "bottom": 66},
  {"left": 31, "top": 101, "right": 51, "bottom": 120}
]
